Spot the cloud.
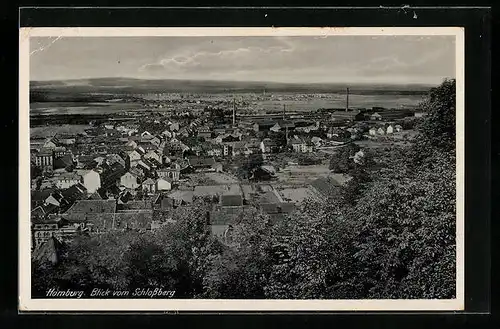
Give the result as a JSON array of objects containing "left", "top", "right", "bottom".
[{"left": 138, "top": 44, "right": 295, "bottom": 75}]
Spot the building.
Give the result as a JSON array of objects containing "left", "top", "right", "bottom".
[
  {"left": 156, "top": 178, "right": 172, "bottom": 191},
  {"left": 290, "top": 138, "right": 314, "bottom": 153},
  {"left": 142, "top": 178, "right": 156, "bottom": 194},
  {"left": 77, "top": 170, "right": 101, "bottom": 194},
  {"left": 55, "top": 172, "right": 82, "bottom": 190},
  {"left": 35, "top": 149, "right": 54, "bottom": 171},
  {"left": 253, "top": 121, "right": 276, "bottom": 132},
  {"left": 120, "top": 171, "right": 140, "bottom": 190},
  {"left": 386, "top": 125, "right": 394, "bottom": 134},
  {"left": 127, "top": 150, "right": 142, "bottom": 167},
  {"left": 144, "top": 150, "right": 162, "bottom": 165},
  {"left": 157, "top": 167, "right": 180, "bottom": 182},
  {"left": 331, "top": 110, "right": 363, "bottom": 122},
  {"left": 260, "top": 138, "right": 279, "bottom": 154},
  {"left": 32, "top": 217, "right": 63, "bottom": 249}
]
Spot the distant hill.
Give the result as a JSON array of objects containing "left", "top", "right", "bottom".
[{"left": 30, "top": 77, "right": 435, "bottom": 95}]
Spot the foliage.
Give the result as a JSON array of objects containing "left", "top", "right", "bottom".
[
  {"left": 235, "top": 154, "right": 264, "bottom": 180},
  {"left": 329, "top": 143, "right": 360, "bottom": 173},
  {"left": 32, "top": 80, "right": 457, "bottom": 300}
]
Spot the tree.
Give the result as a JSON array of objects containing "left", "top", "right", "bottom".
[
  {"left": 329, "top": 143, "right": 360, "bottom": 173},
  {"left": 414, "top": 78, "right": 456, "bottom": 156},
  {"left": 202, "top": 208, "right": 273, "bottom": 299},
  {"left": 236, "top": 154, "right": 264, "bottom": 180}
]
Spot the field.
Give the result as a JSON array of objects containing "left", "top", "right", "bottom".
[
  {"left": 30, "top": 102, "right": 143, "bottom": 115},
  {"left": 275, "top": 162, "right": 331, "bottom": 185},
  {"left": 30, "top": 124, "right": 90, "bottom": 138},
  {"left": 277, "top": 186, "right": 319, "bottom": 203},
  {"left": 204, "top": 172, "right": 239, "bottom": 184}
]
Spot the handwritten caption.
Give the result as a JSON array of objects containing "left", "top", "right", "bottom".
[{"left": 46, "top": 287, "right": 176, "bottom": 299}]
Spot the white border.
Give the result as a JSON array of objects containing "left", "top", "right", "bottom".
[{"left": 19, "top": 27, "right": 465, "bottom": 312}]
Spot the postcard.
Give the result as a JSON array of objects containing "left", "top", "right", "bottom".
[{"left": 19, "top": 26, "right": 464, "bottom": 311}]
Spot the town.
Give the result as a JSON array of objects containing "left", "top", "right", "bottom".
[{"left": 30, "top": 88, "right": 425, "bottom": 255}]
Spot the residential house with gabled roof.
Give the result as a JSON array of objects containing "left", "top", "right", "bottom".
[
  {"left": 55, "top": 172, "right": 82, "bottom": 190},
  {"left": 156, "top": 178, "right": 172, "bottom": 191},
  {"left": 144, "top": 150, "right": 162, "bottom": 165},
  {"left": 142, "top": 178, "right": 156, "bottom": 194},
  {"left": 120, "top": 171, "right": 140, "bottom": 190},
  {"left": 61, "top": 183, "right": 87, "bottom": 203},
  {"left": 260, "top": 138, "right": 280, "bottom": 154},
  {"left": 127, "top": 149, "right": 142, "bottom": 167},
  {"left": 75, "top": 169, "right": 101, "bottom": 194}
]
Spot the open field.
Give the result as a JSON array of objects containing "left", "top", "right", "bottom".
[
  {"left": 277, "top": 186, "right": 319, "bottom": 203},
  {"left": 30, "top": 124, "right": 90, "bottom": 138},
  {"left": 30, "top": 102, "right": 143, "bottom": 115},
  {"left": 205, "top": 172, "right": 239, "bottom": 184}
]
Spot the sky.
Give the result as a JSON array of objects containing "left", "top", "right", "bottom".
[{"left": 30, "top": 35, "right": 456, "bottom": 84}]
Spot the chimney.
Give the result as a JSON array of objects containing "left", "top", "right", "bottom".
[
  {"left": 283, "top": 104, "right": 286, "bottom": 120},
  {"left": 346, "top": 87, "right": 350, "bottom": 112},
  {"left": 232, "top": 98, "right": 236, "bottom": 126}
]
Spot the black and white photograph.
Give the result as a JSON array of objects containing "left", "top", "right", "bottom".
[{"left": 19, "top": 27, "right": 464, "bottom": 311}]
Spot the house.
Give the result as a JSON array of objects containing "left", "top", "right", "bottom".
[
  {"left": 126, "top": 140, "right": 138, "bottom": 149},
  {"left": 290, "top": 138, "right": 314, "bottom": 153},
  {"left": 53, "top": 154, "right": 74, "bottom": 170},
  {"left": 170, "top": 122, "right": 180, "bottom": 131},
  {"left": 311, "top": 136, "right": 322, "bottom": 147},
  {"left": 144, "top": 150, "right": 162, "bottom": 164},
  {"left": 222, "top": 144, "right": 232, "bottom": 157},
  {"left": 212, "top": 162, "right": 223, "bottom": 173},
  {"left": 76, "top": 170, "right": 101, "bottom": 194},
  {"left": 162, "top": 130, "right": 173, "bottom": 139},
  {"left": 106, "top": 153, "right": 126, "bottom": 169},
  {"left": 141, "top": 134, "right": 161, "bottom": 147},
  {"left": 32, "top": 218, "right": 64, "bottom": 249},
  {"left": 55, "top": 172, "right": 82, "bottom": 190},
  {"left": 369, "top": 128, "right": 377, "bottom": 136},
  {"left": 386, "top": 125, "right": 394, "bottom": 134},
  {"left": 127, "top": 150, "right": 142, "bottom": 166},
  {"left": 231, "top": 142, "right": 247, "bottom": 157},
  {"left": 45, "top": 191, "right": 66, "bottom": 208},
  {"left": 142, "top": 178, "right": 156, "bottom": 194},
  {"left": 43, "top": 138, "right": 58, "bottom": 150},
  {"left": 61, "top": 183, "right": 87, "bottom": 203},
  {"left": 197, "top": 128, "right": 213, "bottom": 139},
  {"left": 188, "top": 157, "right": 216, "bottom": 171},
  {"left": 156, "top": 178, "right": 172, "bottom": 191},
  {"left": 260, "top": 138, "right": 279, "bottom": 154},
  {"left": 120, "top": 171, "right": 140, "bottom": 190},
  {"left": 207, "top": 147, "right": 223, "bottom": 157},
  {"left": 395, "top": 124, "right": 403, "bottom": 132},
  {"left": 377, "top": 127, "right": 385, "bottom": 135}
]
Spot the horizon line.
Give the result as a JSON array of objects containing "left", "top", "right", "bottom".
[{"left": 30, "top": 76, "right": 447, "bottom": 86}]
